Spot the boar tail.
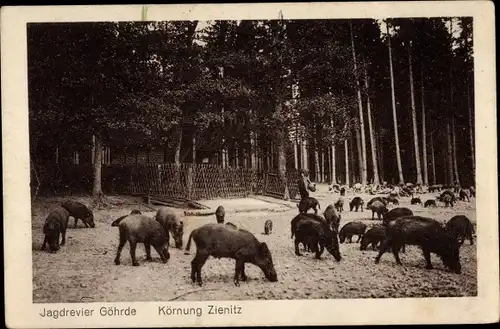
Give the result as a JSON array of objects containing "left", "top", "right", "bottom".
[
  {"left": 111, "top": 215, "right": 127, "bottom": 227},
  {"left": 185, "top": 230, "right": 195, "bottom": 252}
]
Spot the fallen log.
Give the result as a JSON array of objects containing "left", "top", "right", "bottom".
[
  {"left": 150, "top": 200, "right": 183, "bottom": 208},
  {"left": 184, "top": 210, "right": 216, "bottom": 216},
  {"left": 186, "top": 201, "right": 210, "bottom": 210}
]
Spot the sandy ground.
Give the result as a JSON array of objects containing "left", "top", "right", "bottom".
[{"left": 32, "top": 185, "right": 477, "bottom": 303}]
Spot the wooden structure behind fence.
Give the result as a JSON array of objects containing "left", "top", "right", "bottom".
[{"left": 35, "top": 163, "right": 300, "bottom": 201}]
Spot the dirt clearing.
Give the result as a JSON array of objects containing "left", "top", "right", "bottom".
[{"left": 32, "top": 188, "right": 477, "bottom": 303}]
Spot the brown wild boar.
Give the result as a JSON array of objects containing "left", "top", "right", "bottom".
[
  {"left": 114, "top": 214, "right": 170, "bottom": 266},
  {"left": 185, "top": 223, "right": 278, "bottom": 286},
  {"left": 41, "top": 207, "right": 70, "bottom": 253}
]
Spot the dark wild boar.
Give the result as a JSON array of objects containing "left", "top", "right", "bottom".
[
  {"left": 424, "top": 200, "right": 437, "bottom": 208},
  {"left": 293, "top": 217, "right": 342, "bottom": 261},
  {"left": 340, "top": 187, "right": 346, "bottom": 196},
  {"left": 360, "top": 226, "right": 386, "bottom": 251},
  {"left": 339, "top": 221, "right": 367, "bottom": 243},
  {"left": 410, "top": 197, "right": 422, "bottom": 205},
  {"left": 185, "top": 223, "right": 278, "bottom": 286},
  {"left": 375, "top": 216, "right": 461, "bottom": 274},
  {"left": 349, "top": 197, "right": 364, "bottom": 212},
  {"left": 114, "top": 214, "right": 170, "bottom": 266},
  {"left": 369, "top": 200, "right": 387, "bottom": 220},
  {"left": 334, "top": 198, "right": 344, "bottom": 213},
  {"left": 445, "top": 215, "right": 474, "bottom": 245},
  {"left": 111, "top": 210, "right": 143, "bottom": 227},
  {"left": 215, "top": 205, "right": 225, "bottom": 224},
  {"left": 297, "top": 197, "right": 321, "bottom": 214},
  {"left": 367, "top": 197, "right": 387, "bottom": 208},
  {"left": 323, "top": 204, "right": 341, "bottom": 232},
  {"left": 41, "top": 207, "right": 70, "bottom": 253},
  {"left": 438, "top": 190, "right": 456, "bottom": 202},
  {"left": 290, "top": 213, "right": 328, "bottom": 239},
  {"left": 61, "top": 200, "right": 95, "bottom": 228},
  {"left": 383, "top": 196, "right": 400, "bottom": 205},
  {"left": 469, "top": 186, "right": 476, "bottom": 198},
  {"left": 382, "top": 207, "right": 414, "bottom": 226},
  {"left": 441, "top": 194, "right": 454, "bottom": 207},
  {"left": 458, "top": 189, "right": 470, "bottom": 202},
  {"left": 155, "top": 207, "right": 184, "bottom": 249},
  {"left": 264, "top": 220, "right": 273, "bottom": 235}
]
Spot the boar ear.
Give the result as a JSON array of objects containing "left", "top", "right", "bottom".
[{"left": 259, "top": 242, "right": 270, "bottom": 254}]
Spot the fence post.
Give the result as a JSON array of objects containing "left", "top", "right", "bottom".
[
  {"left": 187, "top": 165, "right": 193, "bottom": 200},
  {"left": 157, "top": 164, "right": 162, "bottom": 195}
]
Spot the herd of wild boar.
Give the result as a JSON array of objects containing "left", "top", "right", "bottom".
[{"left": 40, "top": 184, "right": 475, "bottom": 287}]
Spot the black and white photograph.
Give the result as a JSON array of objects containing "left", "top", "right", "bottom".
[{"left": 3, "top": 2, "right": 498, "bottom": 328}]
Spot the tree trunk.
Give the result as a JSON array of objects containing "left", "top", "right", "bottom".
[
  {"left": 174, "top": 127, "right": 182, "bottom": 164},
  {"left": 355, "top": 128, "right": 361, "bottom": 182},
  {"left": 408, "top": 41, "right": 423, "bottom": 185},
  {"left": 467, "top": 82, "right": 475, "bottom": 177},
  {"left": 350, "top": 21, "right": 368, "bottom": 185},
  {"left": 387, "top": 22, "right": 404, "bottom": 184},
  {"left": 446, "top": 123, "right": 454, "bottom": 184},
  {"left": 377, "top": 131, "right": 384, "bottom": 183},
  {"left": 294, "top": 140, "right": 299, "bottom": 169},
  {"left": 447, "top": 18, "right": 459, "bottom": 186},
  {"left": 331, "top": 118, "right": 337, "bottom": 184},
  {"left": 321, "top": 149, "right": 325, "bottom": 183},
  {"left": 452, "top": 117, "right": 460, "bottom": 185},
  {"left": 331, "top": 145, "right": 337, "bottom": 184},
  {"left": 363, "top": 56, "right": 379, "bottom": 185},
  {"left": 314, "top": 143, "right": 320, "bottom": 183},
  {"left": 92, "top": 134, "right": 103, "bottom": 197},
  {"left": 430, "top": 131, "right": 436, "bottom": 185},
  {"left": 344, "top": 139, "right": 350, "bottom": 186},
  {"left": 250, "top": 132, "right": 256, "bottom": 169},
  {"left": 302, "top": 139, "right": 308, "bottom": 172},
  {"left": 192, "top": 133, "right": 196, "bottom": 164},
  {"left": 421, "top": 62, "right": 429, "bottom": 186}
]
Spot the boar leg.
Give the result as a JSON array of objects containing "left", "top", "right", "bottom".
[
  {"left": 41, "top": 236, "right": 48, "bottom": 250},
  {"left": 294, "top": 239, "right": 302, "bottom": 256},
  {"left": 375, "top": 239, "right": 391, "bottom": 264},
  {"left": 74, "top": 217, "right": 78, "bottom": 228},
  {"left": 422, "top": 249, "right": 434, "bottom": 269},
  {"left": 129, "top": 241, "right": 139, "bottom": 266},
  {"left": 144, "top": 243, "right": 152, "bottom": 261},
  {"left": 313, "top": 243, "right": 322, "bottom": 260},
  {"left": 114, "top": 232, "right": 127, "bottom": 265},
  {"left": 60, "top": 231, "right": 66, "bottom": 246},
  {"left": 196, "top": 253, "right": 209, "bottom": 286},
  {"left": 391, "top": 242, "right": 404, "bottom": 265},
  {"left": 190, "top": 257, "right": 197, "bottom": 284},
  {"left": 191, "top": 252, "right": 209, "bottom": 286},
  {"left": 356, "top": 234, "right": 362, "bottom": 243},
  {"left": 233, "top": 259, "right": 243, "bottom": 286},
  {"left": 240, "top": 263, "right": 247, "bottom": 282}
]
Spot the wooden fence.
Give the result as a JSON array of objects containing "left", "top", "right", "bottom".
[{"left": 34, "top": 163, "right": 300, "bottom": 201}]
